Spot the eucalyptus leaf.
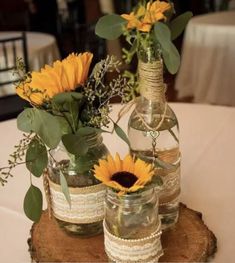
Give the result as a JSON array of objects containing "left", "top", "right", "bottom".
[
  {"left": 67, "top": 103, "right": 79, "bottom": 132},
  {"left": 154, "top": 157, "right": 175, "bottom": 170},
  {"left": 170, "top": 11, "right": 193, "bottom": 40},
  {"left": 23, "top": 184, "right": 42, "bottom": 222},
  {"left": 34, "top": 109, "right": 61, "bottom": 149},
  {"left": 75, "top": 155, "right": 96, "bottom": 173},
  {"left": 154, "top": 22, "right": 171, "bottom": 51},
  {"left": 17, "top": 108, "right": 35, "bottom": 133},
  {"left": 52, "top": 92, "right": 83, "bottom": 106},
  {"left": 55, "top": 116, "right": 73, "bottom": 135},
  {"left": 62, "top": 134, "right": 88, "bottom": 156},
  {"left": 114, "top": 123, "right": 130, "bottom": 147},
  {"left": 26, "top": 139, "right": 48, "bottom": 177},
  {"left": 60, "top": 171, "right": 71, "bottom": 207},
  {"left": 154, "top": 22, "right": 180, "bottom": 74},
  {"left": 95, "top": 14, "right": 126, "bottom": 40},
  {"left": 76, "top": 127, "right": 102, "bottom": 136},
  {"left": 52, "top": 92, "right": 83, "bottom": 132},
  {"left": 162, "top": 42, "right": 180, "bottom": 74}
]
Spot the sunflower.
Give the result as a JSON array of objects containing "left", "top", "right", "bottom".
[
  {"left": 16, "top": 52, "right": 93, "bottom": 105},
  {"left": 93, "top": 153, "right": 154, "bottom": 195}
]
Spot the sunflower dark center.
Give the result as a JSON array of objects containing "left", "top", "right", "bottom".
[{"left": 111, "top": 172, "right": 138, "bottom": 188}]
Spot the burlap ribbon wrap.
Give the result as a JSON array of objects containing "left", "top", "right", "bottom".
[
  {"left": 43, "top": 173, "right": 106, "bottom": 224},
  {"left": 103, "top": 221, "right": 163, "bottom": 263}
]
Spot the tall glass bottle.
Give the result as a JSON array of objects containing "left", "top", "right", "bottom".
[{"left": 128, "top": 45, "right": 181, "bottom": 230}]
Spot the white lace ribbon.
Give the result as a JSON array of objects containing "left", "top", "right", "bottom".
[
  {"left": 49, "top": 179, "right": 106, "bottom": 224},
  {"left": 103, "top": 221, "right": 163, "bottom": 263},
  {"left": 162, "top": 166, "right": 180, "bottom": 191}
]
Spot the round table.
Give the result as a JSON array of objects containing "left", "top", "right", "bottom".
[
  {"left": 0, "top": 103, "right": 235, "bottom": 262},
  {"left": 175, "top": 11, "right": 235, "bottom": 106},
  {"left": 0, "top": 31, "right": 60, "bottom": 96}
]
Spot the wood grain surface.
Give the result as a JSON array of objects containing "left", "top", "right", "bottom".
[{"left": 29, "top": 203, "right": 217, "bottom": 262}]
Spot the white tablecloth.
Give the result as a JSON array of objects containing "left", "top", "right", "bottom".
[
  {"left": 0, "top": 103, "right": 235, "bottom": 262},
  {"left": 175, "top": 11, "right": 235, "bottom": 106},
  {"left": 0, "top": 31, "right": 60, "bottom": 96}
]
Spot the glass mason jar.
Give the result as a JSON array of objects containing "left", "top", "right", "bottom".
[
  {"left": 48, "top": 132, "right": 109, "bottom": 236},
  {"left": 104, "top": 188, "right": 163, "bottom": 262},
  {"left": 128, "top": 44, "right": 181, "bottom": 230},
  {"left": 105, "top": 188, "right": 160, "bottom": 239}
]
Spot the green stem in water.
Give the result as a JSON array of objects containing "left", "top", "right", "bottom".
[
  {"left": 113, "top": 196, "right": 123, "bottom": 237},
  {"left": 168, "top": 128, "right": 179, "bottom": 143}
]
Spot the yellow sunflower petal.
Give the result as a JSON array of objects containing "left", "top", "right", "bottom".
[
  {"left": 61, "top": 55, "right": 77, "bottom": 90},
  {"left": 74, "top": 54, "right": 83, "bottom": 88},
  {"left": 105, "top": 180, "right": 127, "bottom": 192},
  {"left": 53, "top": 60, "right": 64, "bottom": 92},
  {"left": 133, "top": 158, "right": 147, "bottom": 178},
  {"left": 97, "top": 160, "right": 110, "bottom": 178},
  {"left": 16, "top": 70, "right": 50, "bottom": 104},
  {"left": 60, "top": 66, "right": 73, "bottom": 91},
  {"left": 143, "top": 163, "right": 153, "bottom": 174},
  {"left": 107, "top": 155, "right": 118, "bottom": 175},
  {"left": 16, "top": 81, "right": 31, "bottom": 102},
  {"left": 16, "top": 81, "right": 45, "bottom": 105},
  {"left": 135, "top": 173, "right": 153, "bottom": 186},
  {"left": 43, "top": 65, "right": 63, "bottom": 92},
  {"left": 93, "top": 169, "right": 110, "bottom": 183},
  {"left": 114, "top": 153, "right": 122, "bottom": 171},
  {"left": 29, "top": 94, "right": 45, "bottom": 105},
  {"left": 128, "top": 184, "right": 144, "bottom": 192},
  {"left": 122, "top": 154, "right": 135, "bottom": 173},
  {"left": 80, "top": 52, "right": 93, "bottom": 84},
  {"left": 34, "top": 70, "right": 61, "bottom": 97},
  {"left": 134, "top": 159, "right": 154, "bottom": 184}
]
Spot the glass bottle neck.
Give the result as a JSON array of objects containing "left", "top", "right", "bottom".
[
  {"left": 137, "top": 44, "right": 166, "bottom": 103},
  {"left": 138, "top": 58, "right": 166, "bottom": 103}
]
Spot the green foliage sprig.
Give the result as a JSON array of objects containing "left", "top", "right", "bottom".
[
  {"left": 0, "top": 55, "right": 130, "bottom": 222},
  {"left": 95, "top": 1, "right": 193, "bottom": 74}
]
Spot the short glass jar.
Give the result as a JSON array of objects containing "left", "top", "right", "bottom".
[
  {"left": 105, "top": 187, "right": 159, "bottom": 239},
  {"left": 47, "top": 132, "right": 109, "bottom": 236}
]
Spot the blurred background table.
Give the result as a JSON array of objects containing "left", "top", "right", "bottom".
[
  {"left": 0, "top": 103, "right": 235, "bottom": 262},
  {"left": 175, "top": 11, "right": 235, "bottom": 106},
  {"left": 0, "top": 31, "right": 60, "bottom": 96}
]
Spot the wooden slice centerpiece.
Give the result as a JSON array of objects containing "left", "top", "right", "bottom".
[{"left": 29, "top": 203, "right": 217, "bottom": 262}]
